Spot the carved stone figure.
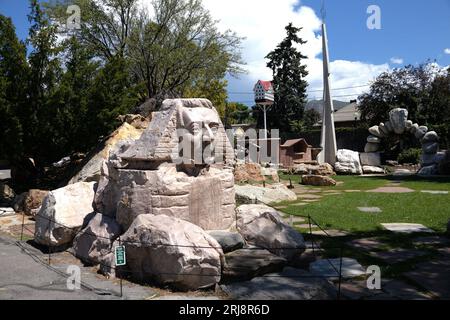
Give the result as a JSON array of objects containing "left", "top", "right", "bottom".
[{"left": 94, "top": 99, "right": 236, "bottom": 231}]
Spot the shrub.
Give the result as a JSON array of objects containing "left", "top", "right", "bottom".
[{"left": 397, "top": 148, "right": 422, "bottom": 164}]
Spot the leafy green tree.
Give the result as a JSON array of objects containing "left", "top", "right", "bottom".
[
  {"left": 223, "top": 102, "right": 254, "bottom": 127},
  {"left": 0, "top": 15, "right": 28, "bottom": 161},
  {"left": 358, "top": 63, "right": 448, "bottom": 126},
  {"left": 264, "top": 23, "right": 309, "bottom": 134},
  {"left": 127, "top": 0, "right": 243, "bottom": 100},
  {"left": 290, "top": 108, "right": 321, "bottom": 132}
]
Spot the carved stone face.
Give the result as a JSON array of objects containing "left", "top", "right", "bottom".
[{"left": 179, "top": 106, "right": 220, "bottom": 165}]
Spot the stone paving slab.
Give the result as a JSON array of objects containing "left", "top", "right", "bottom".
[
  {"left": 412, "top": 236, "right": 450, "bottom": 246},
  {"left": 310, "top": 258, "right": 366, "bottom": 279},
  {"left": 344, "top": 190, "right": 361, "bottom": 193},
  {"left": 420, "top": 190, "right": 449, "bottom": 195},
  {"left": 296, "top": 224, "right": 319, "bottom": 229},
  {"left": 282, "top": 216, "right": 306, "bottom": 224},
  {"left": 346, "top": 238, "right": 384, "bottom": 250},
  {"left": 298, "top": 194, "right": 323, "bottom": 199},
  {"left": 0, "top": 208, "right": 15, "bottom": 217},
  {"left": 358, "top": 207, "right": 382, "bottom": 213},
  {"left": 368, "top": 187, "right": 415, "bottom": 193},
  {"left": 381, "top": 223, "right": 434, "bottom": 234},
  {"left": 291, "top": 202, "right": 309, "bottom": 206},
  {"left": 302, "top": 199, "right": 320, "bottom": 203},
  {"left": 369, "top": 249, "right": 427, "bottom": 263},
  {"left": 311, "top": 230, "right": 349, "bottom": 237}
]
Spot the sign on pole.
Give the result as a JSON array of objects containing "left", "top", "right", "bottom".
[{"left": 115, "top": 245, "right": 126, "bottom": 266}]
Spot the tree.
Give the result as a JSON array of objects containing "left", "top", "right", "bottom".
[
  {"left": 127, "top": 0, "right": 243, "bottom": 100},
  {"left": 46, "top": 0, "right": 138, "bottom": 60},
  {"left": 26, "top": 0, "right": 64, "bottom": 165},
  {"left": 264, "top": 23, "right": 309, "bottom": 134},
  {"left": 223, "top": 102, "right": 253, "bottom": 127},
  {"left": 290, "top": 108, "right": 321, "bottom": 132},
  {"left": 0, "top": 15, "right": 28, "bottom": 161},
  {"left": 358, "top": 63, "right": 448, "bottom": 126}
]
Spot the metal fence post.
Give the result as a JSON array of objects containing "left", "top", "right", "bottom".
[{"left": 338, "top": 246, "right": 343, "bottom": 300}]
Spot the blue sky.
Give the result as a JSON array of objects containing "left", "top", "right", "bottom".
[{"left": 1, "top": 0, "right": 450, "bottom": 105}]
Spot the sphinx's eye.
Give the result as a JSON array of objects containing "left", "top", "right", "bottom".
[{"left": 208, "top": 122, "right": 219, "bottom": 132}]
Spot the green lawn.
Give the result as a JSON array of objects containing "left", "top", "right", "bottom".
[
  {"left": 277, "top": 173, "right": 450, "bottom": 233},
  {"left": 281, "top": 192, "right": 449, "bottom": 232}
]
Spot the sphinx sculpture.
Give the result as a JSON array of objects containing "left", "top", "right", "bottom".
[{"left": 94, "top": 99, "right": 236, "bottom": 231}]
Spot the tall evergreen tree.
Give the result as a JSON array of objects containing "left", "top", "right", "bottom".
[
  {"left": 264, "top": 23, "right": 309, "bottom": 134},
  {"left": 26, "top": 0, "right": 63, "bottom": 165},
  {"left": 0, "top": 15, "right": 28, "bottom": 162}
]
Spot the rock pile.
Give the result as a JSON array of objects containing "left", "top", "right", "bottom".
[{"left": 32, "top": 98, "right": 307, "bottom": 292}]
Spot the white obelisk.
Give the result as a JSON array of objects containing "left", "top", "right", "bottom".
[{"left": 318, "top": 22, "right": 337, "bottom": 165}]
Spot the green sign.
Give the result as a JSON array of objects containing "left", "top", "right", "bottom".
[{"left": 115, "top": 245, "right": 126, "bottom": 266}]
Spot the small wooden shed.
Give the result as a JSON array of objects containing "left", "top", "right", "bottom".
[{"left": 280, "top": 138, "right": 315, "bottom": 167}]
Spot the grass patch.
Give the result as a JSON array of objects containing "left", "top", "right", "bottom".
[{"left": 280, "top": 192, "right": 449, "bottom": 233}]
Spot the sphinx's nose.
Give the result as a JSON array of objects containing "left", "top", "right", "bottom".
[{"left": 203, "top": 123, "right": 215, "bottom": 142}]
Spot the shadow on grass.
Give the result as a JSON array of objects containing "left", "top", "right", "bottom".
[{"left": 302, "top": 227, "right": 449, "bottom": 280}]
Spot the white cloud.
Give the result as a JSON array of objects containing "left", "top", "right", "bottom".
[
  {"left": 390, "top": 57, "right": 404, "bottom": 65},
  {"left": 445, "top": 48, "right": 450, "bottom": 55},
  {"left": 137, "top": 0, "right": 390, "bottom": 103},
  {"left": 202, "top": 0, "right": 390, "bottom": 103}
]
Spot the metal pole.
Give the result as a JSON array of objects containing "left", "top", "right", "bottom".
[
  {"left": 119, "top": 237, "right": 123, "bottom": 298},
  {"left": 308, "top": 214, "right": 315, "bottom": 255},
  {"left": 338, "top": 246, "right": 343, "bottom": 300},
  {"left": 263, "top": 105, "right": 268, "bottom": 140},
  {"left": 20, "top": 213, "right": 25, "bottom": 241}
]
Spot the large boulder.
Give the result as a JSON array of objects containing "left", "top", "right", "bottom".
[
  {"left": 415, "top": 126, "right": 428, "bottom": 140},
  {"left": 234, "top": 163, "right": 264, "bottom": 183},
  {"left": 418, "top": 165, "right": 438, "bottom": 176},
  {"left": 72, "top": 213, "right": 122, "bottom": 265},
  {"left": 368, "top": 125, "right": 384, "bottom": 138},
  {"left": 119, "top": 214, "right": 223, "bottom": 291},
  {"left": 301, "top": 175, "right": 336, "bottom": 187},
  {"left": 222, "top": 249, "right": 287, "bottom": 282},
  {"left": 34, "top": 182, "right": 96, "bottom": 247},
  {"left": 334, "top": 149, "right": 363, "bottom": 175},
  {"left": 0, "top": 183, "right": 15, "bottom": 206},
  {"left": 422, "top": 142, "right": 439, "bottom": 154},
  {"left": 422, "top": 131, "right": 439, "bottom": 144},
  {"left": 293, "top": 163, "right": 335, "bottom": 176},
  {"left": 363, "top": 166, "right": 385, "bottom": 174},
  {"left": 359, "top": 152, "right": 381, "bottom": 167},
  {"left": 235, "top": 184, "right": 297, "bottom": 204},
  {"left": 236, "top": 204, "right": 305, "bottom": 261},
  {"left": 208, "top": 230, "right": 245, "bottom": 253},
  {"left": 364, "top": 142, "right": 379, "bottom": 153},
  {"left": 389, "top": 108, "right": 408, "bottom": 134},
  {"left": 69, "top": 122, "right": 147, "bottom": 184}
]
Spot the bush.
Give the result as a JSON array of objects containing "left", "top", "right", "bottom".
[{"left": 397, "top": 148, "right": 422, "bottom": 164}]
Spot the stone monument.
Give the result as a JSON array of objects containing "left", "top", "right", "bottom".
[{"left": 94, "top": 99, "right": 236, "bottom": 231}]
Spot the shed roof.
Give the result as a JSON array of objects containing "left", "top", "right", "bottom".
[{"left": 280, "top": 138, "right": 311, "bottom": 148}]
